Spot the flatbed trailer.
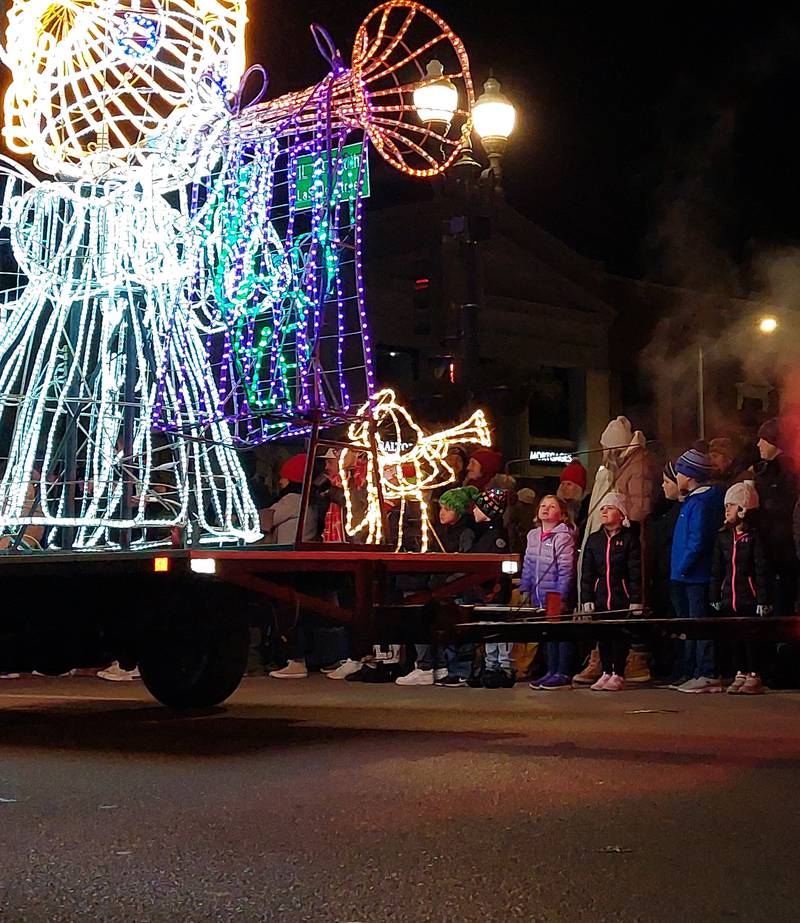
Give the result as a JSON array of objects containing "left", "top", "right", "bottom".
[
  {"left": 0, "top": 548, "right": 517, "bottom": 708},
  {"left": 459, "top": 607, "right": 800, "bottom": 645}
]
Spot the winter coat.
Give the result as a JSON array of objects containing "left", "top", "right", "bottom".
[
  {"left": 470, "top": 520, "right": 509, "bottom": 555},
  {"left": 437, "top": 516, "right": 476, "bottom": 554},
  {"left": 520, "top": 523, "right": 576, "bottom": 611},
  {"left": 646, "top": 497, "right": 680, "bottom": 616},
  {"left": 581, "top": 526, "right": 642, "bottom": 612},
  {"left": 263, "top": 488, "right": 318, "bottom": 545},
  {"left": 709, "top": 527, "right": 769, "bottom": 614},
  {"left": 670, "top": 484, "right": 725, "bottom": 584},
  {"left": 755, "top": 455, "right": 798, "bottom": 566}
]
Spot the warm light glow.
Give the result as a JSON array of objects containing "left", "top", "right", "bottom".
[
  {"left": 473, "top": 76, "right": 516, "bottom": 142},
  {"left": 759, "top": 316, "right": 778, "bottom": 334},
  {"left": 341, "top": 388, "right": 492, "bottom": 551},
  {"left": 413, "top": 59, "right": 459, "bottom": 125},
  {"left": 154, "top": 556, "right": 170, "bottom": 573},
  {"left": 1, "top": 0, "right": 248, "bottom": 181}
]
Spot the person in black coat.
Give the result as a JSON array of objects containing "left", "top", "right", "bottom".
[
  {"left": 754, "top": 418, "right": 798, "bottom": 616},
  {"left": 710, "top": 482, "right": 771, "bottom": 694},
  {"left": 580, "top": 491, "right": 643, "bottom": 691}
]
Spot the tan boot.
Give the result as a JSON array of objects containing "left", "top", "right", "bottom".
[
  {"left": 624, "top": 649, "right": 651, "bottom": 684},
  {"left": 573, "top": 648, "right": 602, "bottom": 685}
]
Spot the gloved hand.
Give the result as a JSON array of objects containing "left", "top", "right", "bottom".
[
  {"left": 582, "top": 602, "right": 595, "bottom": 614},
  {"left": 630, "top": 603, "right": 644, "bottom": 613},
  {"left": 757, "top": 605, "right": 772, "bottom": 617},
  {"left": 710, "top": 601, "right": 722, "bottom": 612}
]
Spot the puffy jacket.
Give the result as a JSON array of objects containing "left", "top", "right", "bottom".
[
  {"left": 520, "top": 523, "right": 576, "bottom": 611},
  {"left": 755, "top": 455, "right": 798, "bottom": 566},
  {"left": 670, "top": 484, "right": 725, "bottom": 584},
  {"left": 710, "top": 527, "right": 769, "bottom": 614},
  {"left": 581, "top": 526, "right": 642, "bottom": 612}
]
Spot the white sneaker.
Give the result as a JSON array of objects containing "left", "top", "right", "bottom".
[
  {"left": 395, "top": 668, "right": 434, "bottom": 686},
  {"left": 0, "top": 673, "right": 21, "bottom": 680},
  {"left": 268, "top": 660, "right": 308, "bottom": 680},
  {"left": 591, "top": 672, "right": 612, "bottom": 691},
  {"left": 604, "top": 673, "right": 626, "bottom": 692},
  {"left": 97, "top": 662, "right": 141, "bottom": 682},
  {"left": 677, "top": 676, "right": 723, "bottom": 694},
  {"left": 326, "top": 659, "right": 362, "bottom": 680},
  {"left": 434, "top": 668, "right": 449, "bottom": 682}
]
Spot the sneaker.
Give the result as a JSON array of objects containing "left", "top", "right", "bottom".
[
  {"left": 320, "top": 662, "right": 343, "bottom": 674},
  {"left": 727, "top": 671, "right": 747, "bottom": 695},
  {"left": 395, "top": 668, "right": 434, "bottom": 686},
  {"left": 677, "top": 676, "right": 723, "bottom": 694},
  {"left": 0, "top": 673, "right": 21, "bottom": 680},
  {"left": 497, "top": 670, "right": 516, "bottom": 688},
  {"left": 482, "top": 670, "right": 504, "bottom": 689},
  {"left": 591, "top": 672, "right": 612, "bottom": 691},
  {"left": 97, "top": 663, "right": 141, "bottom": 682},
  {"left": 740, "top": 674, "right": 765, "bottom": 695},
  {"left": 466, "top": 670, "right": 484, "bottom": 688},
  {"left": 573, "top": 648, "right": 602, "bottom": 685},
  {"left": 667, "top": 675, "right": 691, "bottom": 690},
  {"left": 540, "top": 672, "right": 572, "bottom": 690},
  {"left": 434, "top": 667, "right": 449, "bottom": 682},
  {"left": 268, "top": 660, "right": 308, "bottom": 680},
  {"left": 624, "top": 650, "right": 651, "bottom": 684},
  {"left": 529, "top": 671, "right": 554, "bottom": 690},
  {"left": 604, "top": 673, "right": 626, "bottom": 692},
  {"left": 326, "top": 659, "right": 362, "bottom": 680},
  {"left": 436, "top": 674, "right": 467, "bottom": 688}
]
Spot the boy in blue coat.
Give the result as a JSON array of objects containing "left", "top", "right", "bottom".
[{"left": 670, "top": 448, "right": 725, "bottom": 693}]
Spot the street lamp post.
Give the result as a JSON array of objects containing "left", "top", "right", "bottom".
[
  {"left": 697, "top": 315, "right": 779, "bottom": 440},
  {"left": 413, "top": 68, "right": 517, "bottom": 394}
]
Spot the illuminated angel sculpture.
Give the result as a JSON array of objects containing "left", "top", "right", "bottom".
[
  {"left": 342, "top": 389, "right": 492, "bottom": 552},
  {"left": 0, "top": 0, "right": 259, "bottom": 547}
]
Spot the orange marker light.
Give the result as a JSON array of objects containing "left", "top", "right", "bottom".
[{"left": 154, "top": 556, "right": 170, "bottom": 573}]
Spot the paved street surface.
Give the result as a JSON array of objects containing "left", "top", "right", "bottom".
[{"left": 1, "top": 676, "right": 799, "bottom": 922}]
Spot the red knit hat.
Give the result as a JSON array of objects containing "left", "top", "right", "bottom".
[
  {"left": 280, "top": 454, "right": 307, "bottom": 484},
  {"left": 469, "top": 448, "right": 503, "bottom": 480},
  {"left": 559, "top": 459, "right": 587, "bottom": 490}
]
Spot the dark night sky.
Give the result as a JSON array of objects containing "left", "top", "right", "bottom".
[{"left": 250, "top": 1, "right": 800, "bottom": 283}]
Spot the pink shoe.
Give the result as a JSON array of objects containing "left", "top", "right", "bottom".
[
  {"left": 591, "top": 672, "right": 611, "bottom": 691},
  {"left": 604, "top": 673, "right": 626, "bottom": 692}
]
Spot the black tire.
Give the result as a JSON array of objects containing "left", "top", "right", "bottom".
[{"left": 139, "top": 618, "right": 249, "bottom": 709}]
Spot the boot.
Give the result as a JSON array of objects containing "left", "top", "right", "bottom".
[
  {"left": 573, "top": 648, "right": 602, "bottom": 685},
  {"left": 624, "top": 649, "right": 651, "bottom": 684}
]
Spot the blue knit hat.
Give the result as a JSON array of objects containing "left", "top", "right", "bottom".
[{"left": 675, "top": 448, "right": 713, "bottom": 482}]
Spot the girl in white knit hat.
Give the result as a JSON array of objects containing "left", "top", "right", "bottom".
[{"left": 709, "top": 482, "right": 771, "bottom": 695}]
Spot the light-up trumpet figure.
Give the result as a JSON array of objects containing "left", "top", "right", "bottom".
[
  {"left": 342, "top": 389, "right": 492, "bottom": 552},
  {"left": 0, "top": 0, "right": 260, "bottom": 547},
  {"left": 157, "top": 1, "right": 475, "bottom": 444}
]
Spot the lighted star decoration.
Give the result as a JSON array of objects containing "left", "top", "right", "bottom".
[{"left": 341, "top": 388, "right": 492, "bottom": 552}]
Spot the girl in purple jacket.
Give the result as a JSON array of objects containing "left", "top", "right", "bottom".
[{"left": 520, "top": 496, "right": 578, "bottom": 690}]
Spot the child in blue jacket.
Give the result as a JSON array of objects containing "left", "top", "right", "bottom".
[{"left": 670, "top": 448, "right": 725, "bottom": 693}]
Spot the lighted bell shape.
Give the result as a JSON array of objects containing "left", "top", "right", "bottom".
[
  {"left": 473, "top": 75, "right": 516, "bottom": 153},
  {"left": 413, "top": 59, "right": 459, "bottom": 126}
]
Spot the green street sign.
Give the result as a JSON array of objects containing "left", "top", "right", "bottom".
[{"left": 295, "top": 142, "right": 370, "bottom": 212}]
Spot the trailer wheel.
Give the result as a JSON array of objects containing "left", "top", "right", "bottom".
[{"left": 139, "top": 618, "right": 249, "bottom": 709}]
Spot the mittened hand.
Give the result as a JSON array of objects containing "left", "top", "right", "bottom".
[
  {"left": 582, "top": 602, "right": 595, "bottom": 614},
  {"left": 630, "top": 603, "right": 644, "bottom": 613}
]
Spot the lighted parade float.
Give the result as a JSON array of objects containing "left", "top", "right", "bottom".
[
  {"left": 0, "top": 0, "right": 492, "bottom": 552},
  {"left": 0, "top": 0, "right": 523, "bottom": 704}
]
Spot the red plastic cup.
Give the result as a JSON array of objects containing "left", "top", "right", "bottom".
[{"left": 545, "top": 591, "right": 562, "bottom": 620}]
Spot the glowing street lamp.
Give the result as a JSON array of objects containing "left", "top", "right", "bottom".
[
  {"left": 473, "top": 75, "right": 516, "bottom": 153},
  {"left": 413, "top": 59, "right": 459, "bottom": 127}
]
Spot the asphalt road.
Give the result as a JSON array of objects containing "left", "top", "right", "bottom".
[{"left": 1, "top": 676, "right": 799, "bottom": 923}]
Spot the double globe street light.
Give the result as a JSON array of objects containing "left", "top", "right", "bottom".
[{"left": 413, "top": 63, "right": 517, "bottom": 192}]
